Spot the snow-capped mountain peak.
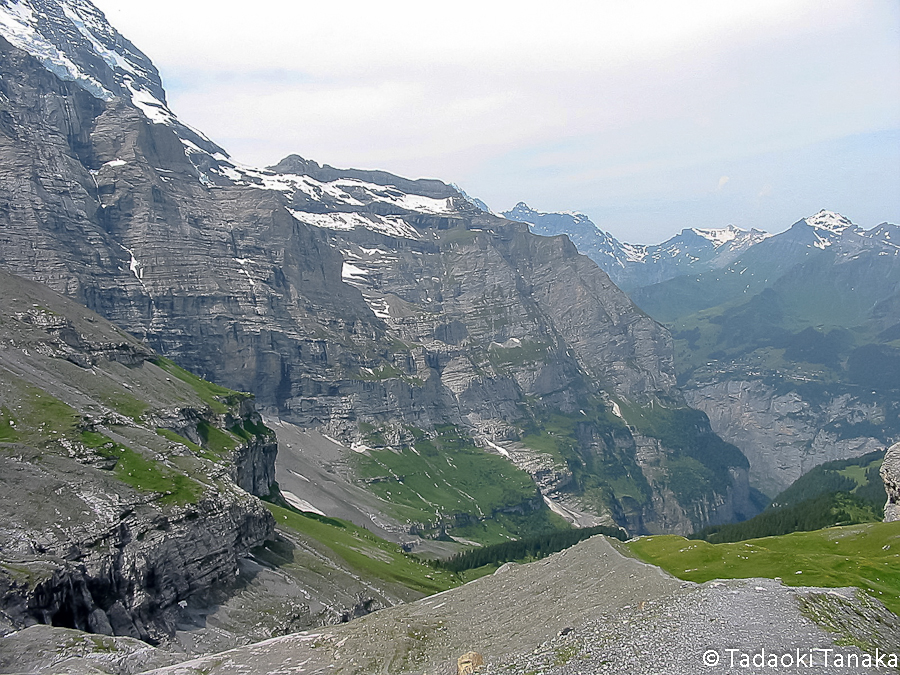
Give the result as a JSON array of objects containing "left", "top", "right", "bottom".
[
  {"left": 0, "top": 0, "right": 225, "bottom": 158},
  {"left": 795, "top": 211, "right": 857, "bottom": 249},
  {"left": 690, "top": 225, "right": 772, "bottom": 249},
  {"left": 803, "top": 210, "right": 854, "bottom": 234},
  {"left": 692, "top": 225, "right": 741, "bottom": 247},
  {"left": 0, "top": 0, "right": 161, "bottom": 102}
]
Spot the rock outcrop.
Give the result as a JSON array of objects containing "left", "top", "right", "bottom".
[
  {"left": 0, "top": 459, "right": 273, "bottom": 641},
  {"left": 882, "top": 442, "right": 900, "bottom": 522},
  {"left": 0, "top": 267, "right": 276, "bottom": 642},
  {"left": 685, "top": 380, "right": 887, "bottom": 496}
]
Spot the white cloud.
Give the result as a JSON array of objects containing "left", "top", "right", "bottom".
[
  {"left": 90, "top": 0, "right": 900, "bottom": 240},
  {"left": 717, "top": 176, "right": 730, "bottom": 191},
  {"left": 96, "top": 1, "right": 825, "bottom": 76}
]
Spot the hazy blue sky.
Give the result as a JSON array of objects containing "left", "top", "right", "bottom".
[{"left": 93, "top": 0, "right": 899, "bottom": 243}]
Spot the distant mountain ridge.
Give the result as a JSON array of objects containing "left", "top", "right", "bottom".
[
  {"left": 502, "top": 202, "right": 771, "bottom": 291},
  {"left": 631, "top": 209, "right": 900, "bottom": 324},
  {"left": 504, "top": 201, "right": 898, "bottom": 331},
  {"left": 507, "top": 202, "right": 899, "bottom": 498}
]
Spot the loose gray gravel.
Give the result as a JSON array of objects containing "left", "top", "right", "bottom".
[
  {"left": 483, "top": 579, "right": 900, "bottom": 675},
  {"left": 135, "top": 536, "right": 900, "bottom": 675}
]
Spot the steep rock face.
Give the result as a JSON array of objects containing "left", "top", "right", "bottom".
[
  {"left": 883, "top": 442, "right": 900, "bottom": 522},
  {"left": 0, "top": 1, "right": 751, "bottom": 535},
  {"left": 319, "top": 216, "right": 675, "bottom": 424},
  {"left": 0, "top": 33, "right": 377, "bottom": 408},
  {"left": 685, "top": 380, "right": 887, "bottom": 496},
  {"left": 0, "top": 268, "right": 275, "bottom": 641},
  {"left": 631, "top": 436, "right": 753, "bottom": 535},
  {"left": 0, "top": 453, "right": 272, "bottom": 641},
  {"left": 301, "top": 214, "right": 752, "bottom": 533},
  {"left": 147, "top": 398, "right": 278, "bottom": 499}
]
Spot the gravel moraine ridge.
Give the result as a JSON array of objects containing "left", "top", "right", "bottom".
[{"left": 130, "top": 535, "right": 899, "bottom": 675}]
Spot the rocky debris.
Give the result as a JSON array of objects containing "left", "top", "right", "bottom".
[
  {"left": 0, "top": 624, "right": 178, "bottom": 674},
  {"left": 160, "top": 529, "right": 420, "bottom": 659},
  {"left": 882, "top": 442, "right": 900, "bottom": 522},
  {"left": 133, "top": 535, "right": 898, "bottom": 675},
  {"left": 130, "top": 536, "right": 681, "bottom": 674},
  {"left": 481, "top": 582, "right": 899, "bottom": 675}
]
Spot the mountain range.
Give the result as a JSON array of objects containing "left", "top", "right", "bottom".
[
  {"left": 503, "top": 202, "right": 773, "bottom": 291},
  {"left": 0, "top": 0, "right": 897, "bottom": 671},
  {"left": 0, "top": 0, "right": 763, "bottom": 542},
  {"left": 503, "top": 204, "right": 900, "bottom": 496}
]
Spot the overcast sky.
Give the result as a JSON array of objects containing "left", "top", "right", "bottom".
[{"left": 92, "top": 0, "right": 899, "bottom": 243}]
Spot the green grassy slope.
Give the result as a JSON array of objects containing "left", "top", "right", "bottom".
[
  {"left": 354, "top": 423, "right": 568, "bottom": 544},
  {"left": 627, "top": 522, "right": 900, "bottom": 616},
  {"left": 262, "top": 502, "right": 463, "bottom": 595},
  {"left": 773, "top": 451, "right": 886, "bottom": 509},
  {"left": 689, "top": 452, "right": 886, "bottom": 544}
]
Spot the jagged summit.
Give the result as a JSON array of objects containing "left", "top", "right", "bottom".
[
  {"left": 0, "top": 0, "right": 161, "bottom": 101},
  {"left": 803, "top": 209, "right": 855, "bottom": 234},
  {"left": 502, "top": 204, "right": 771, "bottom": 291},
  {"left": 505, "top": 202, "right": 595, "bottom": 227},
  {"left": 0, "top": 1, "right": 477, "bottom": 239},
  {"left": 692, "top": 224, "right": 771, "bottom": 248},
  {"left": 0, "top": 0, "right": 226, "bottom": 158},
  {"left": 450, "top": 183, "right": 492, "bottom": 213}
]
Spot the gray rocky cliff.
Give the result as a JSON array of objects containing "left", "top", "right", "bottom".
[
  {"left": 0, "top": 455, "right": 272, "bottom": 642},
  {"left": 685, "top": 379, "right": 890, "bottom": 497},
  {"left": 0, "top": 3, "right": 752, "bottom": 535},
  {"left": 0, "top": 267, "right": 276, "bottom": 641},
  {"left": 882, "top": 442, "right": 900, "bottom": 522}
]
